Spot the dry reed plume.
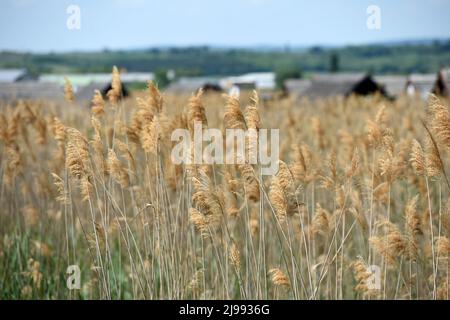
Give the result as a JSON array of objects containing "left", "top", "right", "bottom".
[{"left": 0, "top": 68, "right": 449, "bottom": 300}]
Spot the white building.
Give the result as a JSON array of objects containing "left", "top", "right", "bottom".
[
  {"left": 39, "top": 72, "right": 154, "bottom": 87},
  {"left": 220, "top": 72, "right": 275, "bottom": 91}
]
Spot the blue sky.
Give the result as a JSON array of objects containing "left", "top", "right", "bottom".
[{"left": 1, "top": 0, "right": 450, "bottom": 52}]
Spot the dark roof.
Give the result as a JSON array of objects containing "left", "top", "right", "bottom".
[
  {"left": 75, "top": 82, "right": 107, "bottom": 102},
  {"left": 288, "top": 71, "right": 450, "bottom": 99},
  {"left": 202, "top": 83, "right": 223, "bottom": 93},
  {"left": 302, "top": 73, "right": 366, "bottom": 99},
  {"left": 432, "top": 70, "right": 450, "bottom": 97},
  {"left": 75, "top": 82, "right": 130, "bottom": 102}
]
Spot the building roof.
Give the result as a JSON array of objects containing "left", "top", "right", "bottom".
[
  {"left": 220, "top": 72, "right": 275, "bottom": 90},
  {"left": 410, "top": 74, "right": 440, "bottom": 95},
  {"left": 374, "top": 75, "right": 408, "bottom": 96},
  {"left": 0, "top": 82, "right": 64, "bottom": 101},
  {"left": 0, "top": 69, "right": 29, "bottom": 83},
  {"left": 284, "top": 73, "right": 393, "bottom": 99},
  {"left": 39, "top": 72, "right": 154, "bottom": 86},
  {"left": 75, "top": 82, "right": 109, "bottom": 102},
  {"left": 409, "top": 73, "right": 436, "bottom": 83},
  {"left": 284, "top": 79, "right": 312, "bottom": 96},
  {"left": 300, "top": 73, "right": 368, "bottom": 99},
  {"left": 165, "top": 77, "right": 221, "bottom": 94},
  {"left": 312, "top": 73, "right": 366, "bottom": 83},
  {"left": 166, "top": 72, "right": 275, "bottom": 94},
  {"left": 376, "top": 73, "right": 450, "bottom": 98}
]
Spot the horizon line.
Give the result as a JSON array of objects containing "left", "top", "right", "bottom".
[{"left": 1, "top": 36, "right": 450, "bottom": 55}]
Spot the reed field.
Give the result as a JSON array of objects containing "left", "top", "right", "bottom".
[{"left": 0, "top": 67, "right": 449, "bottom": 300}]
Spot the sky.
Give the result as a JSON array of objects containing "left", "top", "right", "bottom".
[{"left": 0, "top": 0, "right": 450, "bottom": 52}]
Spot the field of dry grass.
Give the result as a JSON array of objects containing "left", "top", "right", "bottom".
[{"left": 0, "top": 68, "right": 449, "bottom": 300}]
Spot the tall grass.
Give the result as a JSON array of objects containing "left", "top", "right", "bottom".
[{"left": 0, "top": 69, "right": 449, "bottom": 300}]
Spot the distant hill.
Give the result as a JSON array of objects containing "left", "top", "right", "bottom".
[{"left": 1, "top": 39, "right": 450, "bottom": 76}]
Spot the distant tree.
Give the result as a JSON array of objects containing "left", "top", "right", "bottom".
[
  {"left": 329, "top": 52, "right": 339, "bottom": 73},
  {"left": 275, "top": 67, "right": 302, "bottom": 90},
  {"left": 1, "top": 42, "right": 450, "bottom": 77},
  {"left": 154, "top": 68, "right": 170, "bottom": 89},
  {"left": 309, "top": 46, "right": 324, "bottom": 54}
]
